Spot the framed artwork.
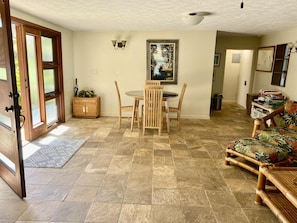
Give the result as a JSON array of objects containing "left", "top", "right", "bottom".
[
  {"left": 214, "top": 53, "right": 220, "bottom": 66},
  {"left": 146, "top": 39, "right": 178, "bottom": 84},
  {"left": 256, "top": 46, "right": 275, "bottom": 72}
]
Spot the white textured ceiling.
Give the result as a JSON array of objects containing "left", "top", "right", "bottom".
[{"left": 9, "top": 0, "right": 297, "bottom": 35}]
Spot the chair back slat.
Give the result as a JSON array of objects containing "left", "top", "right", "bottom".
[
  {"left": 114, "top": 81, "right": 121, "bottom": 108},
  {"left": 145, "top": 80, "right": 161, "bottom": 85}
]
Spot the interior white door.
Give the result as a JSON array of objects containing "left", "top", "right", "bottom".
[
  {"left": 223, "top": 49, "right": 253, "bottom": 107},
  {"left": 237, "top": 50, "right": 254, "bottom": 108},
  {"left": 222, "top": 50, "right": 240, "bottom": 102}
]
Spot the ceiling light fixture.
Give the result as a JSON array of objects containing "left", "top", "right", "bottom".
[
  {"left": 111, "top": 40, "right": 127, "bottom": 50},
  {"left": 182, "top": 12, "right": 204, "bottom": 25},
  {"left": 288, "top": 41, "right": 297, "bottom": 54}
]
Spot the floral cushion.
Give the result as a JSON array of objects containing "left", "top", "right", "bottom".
[
  {"left": 254, "top": 127, "right": 297, "bottom": 155},
  {"left": 228, "top": 138, "right": 290, "bottom": 163},
  {"left": 282, "top": 101, "right": 297, "bottom": 130}
]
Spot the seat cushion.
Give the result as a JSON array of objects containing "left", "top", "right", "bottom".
[
  {"left": 255, "top": 127, "right": 297, "bottom": 155},
  {"left": 228, "top": 138, "right": 290, "bottom": 163}
]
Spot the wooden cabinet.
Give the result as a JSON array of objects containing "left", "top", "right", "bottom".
[
  {"left": 246, "top": 93, "right": 258, "bottom": 115},
  {"left": 271, "top": 44, "right": 290, "bottom": 87},
  {"left": 72, "top": 96, "right": 100, "bottom": 118}
]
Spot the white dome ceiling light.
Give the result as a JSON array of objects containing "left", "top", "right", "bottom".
[
  {"left": 182, "top": 12, "right": 204, "bottom": 25},
  {"left": 182, "top": 12, "right": 211, "bottom": 26}
]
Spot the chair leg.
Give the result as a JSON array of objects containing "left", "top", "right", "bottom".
[
  {"left": 131, "top": 102, "right": 136, "bottom": 131},
  {"left": 166, "top": 113, "right": 170, "bottom": 133},
  {"left": 118, "top": 110, "right": 122, "bottom": 129},
  {"left": 131, "top": 99, "right": 140, "bottom": 131},
  {"left": 135, "top": 110, "right": 140, "bottom": 129},
  {"left": 118, "top": 116, "right": 121, "bottom": 129},
  {"left": 225, "top": 151, "right": 231, "bottom": 165},
  {"left": 159, "top": 117, "right": 163, "bottom": 136},
  {"left": 142, "top": 114, "right": 145, "bottom": 135},
  {"left": 131, "top": 117, "right": 134, "bottom": 131},
  {"left": 164, "top": 100, "right": 170, "bottom": 133},
  {"left": 136, "top": 100, "right": 140, "bottom": 129},
  {"left": 177, "top": 112, "right": 181, "bottom": 129}
]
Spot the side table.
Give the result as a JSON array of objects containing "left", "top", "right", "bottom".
[{"left": 255, "top": 166, "right": 297, "bottom": 223}]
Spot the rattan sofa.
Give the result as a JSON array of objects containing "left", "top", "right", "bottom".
[{"left": 225, "top": 101, "right": 297, "bottom": 175}]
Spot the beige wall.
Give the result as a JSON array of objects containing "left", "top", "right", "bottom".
[
  {"left": 11, "top": 9, "right": 75, "bottom": 120},
  {"left": 253, "top": 28, "right": 297, "bottom": 101},
  {"left": 73, "top": 31, "right": 217, "bottom": 119}
]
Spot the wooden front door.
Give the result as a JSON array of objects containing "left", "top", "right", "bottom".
[{"left": 0, "top": 0, "right": 26, "bottom": 198}]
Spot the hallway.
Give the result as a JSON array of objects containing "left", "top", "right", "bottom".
[{"left": 0, "top": 103, "right": 278, "bottom": 222}]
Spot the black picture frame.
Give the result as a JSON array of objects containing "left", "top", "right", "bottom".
[{"left": 146, "top": 39, "right": 178, "bottom": 85}]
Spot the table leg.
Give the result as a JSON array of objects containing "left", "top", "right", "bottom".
[
  {"left": 131, "top": 98, "right": 140, "bottom": 131},
  {"left": 164, "top": 99, "right": 170, "bottom": 133},
  {"left": 255, "top": 166, "right": 266, "bottom": 205},
  {"left": 136, "top": 99, "right": 140, "bottom": 128}
]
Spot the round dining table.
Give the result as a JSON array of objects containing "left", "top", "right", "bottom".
[
  {"left": 126, "top": 90, "right": 178, "bottom": 98},
  {"left": 125, "top": 90, "right": 178, "bottom": 132}
]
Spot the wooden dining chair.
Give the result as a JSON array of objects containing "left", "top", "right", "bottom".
[
  {"left": 143, "top": 85, "right": 164, "bottom": 136},
  {"left": 114, "top": 81, "right": 138, "bottom": 129},
  {"left": 167, "top": 83, "right": 187, "bottom": 129},
  {"left": 145, "top": 80, "right": 161, "bottom": 85}
]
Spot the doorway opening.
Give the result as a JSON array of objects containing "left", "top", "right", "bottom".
[{"left": 222, "top": 49, "right": 254, "bottom": 108}]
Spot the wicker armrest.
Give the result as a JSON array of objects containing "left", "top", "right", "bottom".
[{"left": 252, "top": 106, "right": 284, "bottom": 138}]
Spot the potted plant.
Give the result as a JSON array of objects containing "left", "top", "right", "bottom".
[{"left": 77, "top": 89, "right": 95, "bottom": 98}]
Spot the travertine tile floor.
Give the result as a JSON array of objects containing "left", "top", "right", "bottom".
[{"left": 0, "top": 103, "right": 279, "bottom": 223}]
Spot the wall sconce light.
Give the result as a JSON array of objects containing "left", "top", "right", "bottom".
[
  {"left": 112, "top": 40, "right": 127, "bottom": 50},
  {"left": 288, "top": 41, "right": 297, "bottom": 54}
]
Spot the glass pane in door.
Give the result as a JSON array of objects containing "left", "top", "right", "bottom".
[
  {"left": 46, "top": 98, "right": 58, "bottom": 124},
  {"left": 11, "top": 24, "right": 21, "bottom": 99},
  {"left": 0, "top": 76, "right": 11, "bottom": 125},
  {"left": 43, "top": 69, "right": 55, "bottom": 93},
  {"left": 0, "top": 114, "right": 11, "bottom": 127},
  {"left": 0, "top": 18, "right": 10, "bottom": 127},
  {"left": 0, "top": 18, "right": 6, "bottom": 80},
  {"left": 41, "top": 36, "right": 53, "bottom": 62},
  {"left": 0, "top": 152, "right": 15, "bottom": 172},
  {"left": 0, "top": 68, "right": 6, "bottom": 79},
  {"left": 26, "top": 34, "right": 41, "bottom": 125}
]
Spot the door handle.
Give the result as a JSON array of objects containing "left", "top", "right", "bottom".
[
  {"left": 20, "top": 114, "right": 25, "bottom": 128},
  {"left": 5, "top": 105, "right": 14, "bottom": 112}
]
